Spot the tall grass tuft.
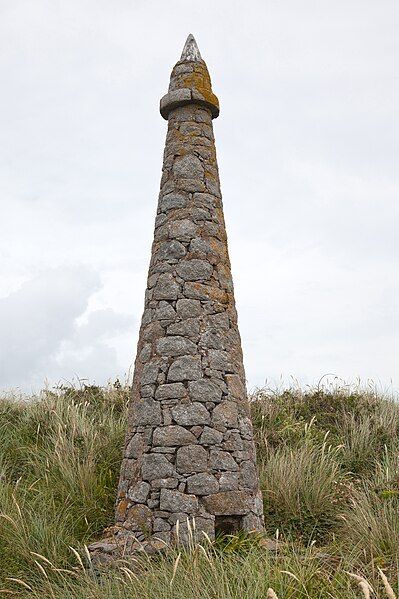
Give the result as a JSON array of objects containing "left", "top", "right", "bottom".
[
  {"left": 341, "top": 450, "right": 399, "bottom": 562},
  {"left": 261, "top": 442, "right": 345, "bottom": 542},
  {"left": 0, "top": 383, "right": 126, "bottom": 584}
]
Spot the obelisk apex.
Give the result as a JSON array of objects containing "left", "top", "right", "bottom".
[
  {"left": 180, "top": 34, "right": 202, "bottom": 62},
  {"left": 90, "top": 36, "right": 264, "bottom": 559}
]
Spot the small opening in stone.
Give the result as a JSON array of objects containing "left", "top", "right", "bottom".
[{"left": 215, "top": 515, "right": 243, "bottom": 536}]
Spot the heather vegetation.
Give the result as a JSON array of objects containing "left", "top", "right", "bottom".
[{"left": 0, "top": 380, "right": 398, "bottom": 597}]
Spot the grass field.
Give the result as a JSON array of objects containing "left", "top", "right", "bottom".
[{"left": 0, "top": 380, "right": 398, "bottom": 597}]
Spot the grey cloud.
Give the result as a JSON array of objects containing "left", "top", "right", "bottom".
[
  {"left": 0, "top": 268, "right": 133, "bottom": 390},
  {"left": 72, "top": 309, "right": 133, "bottom": 343}
]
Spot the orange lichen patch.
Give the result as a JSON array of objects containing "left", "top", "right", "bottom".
[
  {"left": 169, "top": 63, "right": 210, "bottom": 91},
  {"left": 178, "top": 122, "right": 205, "bottom": 135},
  {"left": 125, "top": 505, "right": 152, "bottom": 536},
  {"left": 167, "top": 128, "right": 185, "bottom": 140},
  {"left": 173, "top": 124, "right": 211, "bottom": 141},
  {"left": 172, "top": 71, "right": 208, "bottom": 90},
  {"left": 103, "top": 524, "right": 124, "bottom": 538},
  {"left": 172, "top": 69, "right": 219, "bottom": 113},
  {"left": 192, "top": 88, "right": 219, "bottom": 108},
  {"left": 214, "top": 206, "right": 227, "bottom": 227},
  {"left": 204, "top": 169, "right": 217, "bottom": 181},
  {"left": 191, "top": 282, "right": 228, "bottom": 304},
  {"left": 116, "top": 498, "right": 129, "bottom": 519},
  {"left": 207, "top": 237, "right": 227, "bottom": 259},
  {"left": 188, "top": 136, "right": 213, "bottom": 149}
]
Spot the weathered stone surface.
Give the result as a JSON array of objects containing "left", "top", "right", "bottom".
[
  {"left": 212, "top": 401, "right": 238, "bottom": 429},
  {"left": 200, "top": 329, "right": 225, "bottom": 349},
  {"left": 167, "top": 318, "right": 200, "bottom": 337},
  {"left": 88, "top": 541, "right": 118, "bottom": 553},
  {"left": 207, "top": 312, "right": 230, "bottom": 329},
  {"left": 160, "top": 489, "right": 198, "bottom": 513},
  {"left": 154, "top": 301, "right": 176, "bottom": 321},
  {"left": 223, "top": 430, "right": 244, "bottom": 451},
  {"left": 139, "top": 343, "right": 152, "bottom": 363},
  {"left": 151, "top": 445, "right": 175, "bottom": 453},
  {"left": 156, "top": 336, "right": 197, "bottom": 356},
  {"left": 172, "top": 515, "right": 216, "bottom": 544},
  {"left": 219, "top": 472, "right": 239, "bottom": 491},
  {"left": 151, "top": 477, "right": 179, "bottom": 489},
  {"left": 183, "top": 281, "right": 226, "bottom": 302},
  {"left": 157, "top": 240, "right": 186, "bottom": 261},
  {"left": 208, "top": 349, "right": 229, "bottom": 371},
  {"left": 128, "top": 481, "right": 150, "bottom": 503},
  {"left": 112, "top": 35, "right": 264, "bottom": 550},
  {"left": 176, "top": 298, "right": 202, "bottom": 319},
  {"left": 153, "top": 425, "right": 197, "bottom": 446},
  {"left": 141, "top": 362, "right": 160, "bottom": 385},
  {"left": 126, "top": 433, "right": 149, "bottom": 458},
  {"left": 172, "top": 402, "right": 210, "bottom": 426},
  {"left": 200, "top": 426, "right": 223, "bottom": 445},
  {"left": 155, "top": 383, "right": 186, "bottom": 400},
  {"left": 180, "top": 34, "right": 202, "bottom": 62},
  {"left": 202, "top": 491, "right": 253, "bottom": 515},
  {"left": 225, "top": 374, "right": 246, "bottom": 399},
  {"left": 169, "top": 219, "right": 197, "bottom": 240},
  {"left": 143, "top": 322, "right": 164, "bottom": 342},
  {"left": 151, "top": 531, "right": 171, "bottom": 545},
  {"left": 169, "top": 512, "right": 190, "bottom": 524},
  {"left": 173, "top": 154, "right": 204, "bottom": 179},
  {"left": 242, "top": 513, "right": 264, "bottom": 532},
  {"left": 192, "top": 191, "right": 215, "bottom": 208},
  {"left": 239, "top": 461, "right": 258, "bottom": 490},
  {"left": 153, "top": 518, "right": 172, "bottom": 532},
  {"left": 155, "top": 213, "right": 167, "bottom": 228},
  {"left": 126, "top": 504, "right": 153, "bottom": 532},
  {"left": 133, "top": 399, "right": 162, "bottom": 426},
  {"left": 141, "top": 384, "right": 155, "bottom": 398},
  {"left": 179, "top": 178, "right": 205, "bottom": 193},
  {"left": 254, "top": 492, "right": 264, "bottom": 516},
  {"left": 141, "top": 454, "right": 175, "bottom": 480},
  {"left": 238, "top": 416, "right": 254, "bottom": 439},
  {"left": 176, "top": 259, "right": 213, "bottom": 281},
  {"left": 186, "top": 472, "right": 219, "bottom": 495},
  {"left": 167, "top": 356, "right": 202, "bottom": 381},
  {"left": 159, "top": 192, "right": 187, "bottom": 212},
  {"left": 160, "top": 88, "right": 192, "bottom": 117},
  {"left": 176, "top": 444, "right": 208, "bottom": 473},
  {"left": 120, "top": 457, "right": 140, "bottom": 481},
  {"left": 153, "top": 273, "right": 180, "bottom": 300},
  {"left": 209, "top": 449, "right": 238, "bottom": 472},
  {"left": 191, "top": 425, "right": 203, "bottom": 438},
  {"left": 188, "top": 379, "right": 222, "bottom": 402}
]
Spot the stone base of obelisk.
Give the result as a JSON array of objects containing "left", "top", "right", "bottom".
[
  {"left": 88, "top": 507, "right": 264, "bottom": 564},
  {"left": 87, "top": 525, "right": 167, "bottom": 565}
]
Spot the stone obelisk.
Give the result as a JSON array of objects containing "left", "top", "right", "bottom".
[{"left": 113, "top": 35, "right": 263, "bottom": 551}]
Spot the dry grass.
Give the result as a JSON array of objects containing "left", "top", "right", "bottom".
[{"left": 0, "top": 380, "right": 398, "bottom": 597}]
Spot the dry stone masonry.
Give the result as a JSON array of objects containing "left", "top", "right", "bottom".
[{"left": 93, "top": 35, "right": 264, "bottom": 556}]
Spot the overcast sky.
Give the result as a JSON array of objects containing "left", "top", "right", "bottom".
[{"left": 1, "top": 0, "right": 398, "bottom": 394}]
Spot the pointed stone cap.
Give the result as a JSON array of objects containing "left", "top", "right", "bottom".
[
  {"left": 180, "top": 34, "right": 202, "bottom": 62},
  {"left": 160, "top": 35, "right": 219, "bottom": 120}
]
